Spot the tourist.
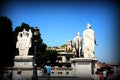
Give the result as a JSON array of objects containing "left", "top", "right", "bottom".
[
  {"left": 99, "top": 72, "right": 104, "bottom": 80},
  {"left": 93, "top": 71, "right": 99, "bottom": 80},
  {"left": 7, "top": 67, "right": 13, "bottom": 80},
  {"left": 107, "top": 70, "right": 117, "bottom": 80},
  {"left": 13, "top": 69, "right": 23, "bottom": 80},
  {"left": 44, "top": 65, "right": 47, "bottom": 76},
  {"left": 106, "top": 69, "right": 112, "bottom": 78},
  {"left": 103, "top": 69, "right": 107, "bottom": 80},
  {"left": 46, "top": 64, "right": 51, "bottom": 80},
  {"left": 1, "top": 69, "right": 10, "bottom": 80}
]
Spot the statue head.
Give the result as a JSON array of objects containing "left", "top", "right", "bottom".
[
  {"left": 77, "top": 32, "right": 80, "bottom": 37},
  {"left": 86, "top": 23, "right": 91, "bottom": 29},
  {"left": 76, "top": 32, "right": 80, "bottom": 36}
]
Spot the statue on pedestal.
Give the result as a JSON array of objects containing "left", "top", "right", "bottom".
[
  {"left": 16, "top": 29, "right": 32, "bottom": 56},
  {"left": 73, "top": 32, "right": 82, "bottom": 58},
  {"left": 83, "top": 23, "right": 97, "bottom": 58}
]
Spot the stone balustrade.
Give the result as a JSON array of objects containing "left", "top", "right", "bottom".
[
  {"left": 51, "top": 67, "right": 73, "bottom": 76},
  {"left": 37, "top": 67, "right": 74, "bottom": 77}
]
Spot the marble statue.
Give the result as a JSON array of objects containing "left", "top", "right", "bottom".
[
  {"left": 73, "top": 32, "right": 82, "bottom": 58},
  {"left": 16, "top": 29, "right": 32, "bottom": 56},
  {"left": 83, "top": 23, "right": 96, "bottom": 58}
]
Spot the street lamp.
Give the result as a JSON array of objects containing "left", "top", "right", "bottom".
[
  {"left": 76, "top": 38, "right": 79, "bottom": 58},
  {"left": 32, "top": 27, "right": 39, "bottom": 80}
]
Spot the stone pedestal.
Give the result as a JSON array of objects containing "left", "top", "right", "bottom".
[
  {"left": 14, "top": 56, "right": 33, "bottom": 68},
  {"left": 70, "top": 57, "right": 97, "bottom": 80},
  {"left": 12, "top": 55, "right": 34, "bottom": 79}
]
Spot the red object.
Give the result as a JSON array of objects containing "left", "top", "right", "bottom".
[{"left": 99, "top": 74, "right": 104, "bottom": 80}]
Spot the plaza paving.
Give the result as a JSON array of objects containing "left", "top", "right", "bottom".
[
  {"left": 38, "top": 76, "right": 92, "bottom": 80},
  {"left": 38, "top": 76, "right": 77, "bottom": 80}
]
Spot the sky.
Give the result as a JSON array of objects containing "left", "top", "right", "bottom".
[{"left": 1, "top": 0, "right": 119, "bottom": 64}]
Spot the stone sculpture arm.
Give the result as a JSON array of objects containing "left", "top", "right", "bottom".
[
  {"left": 28, "top": 29, "right": 32, "bottom": 39},
  {"left": 93, "top": 32, "right": 98, "bottom": 45},
  {"left": 17, "top": 32, "right": 22, "bottom": 41},
  {"left": 94, "top": 38, "right": 98, "bottom": 45}
]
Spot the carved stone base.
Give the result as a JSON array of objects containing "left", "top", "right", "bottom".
[
  {"left": 13, "top": 55, "right": 34, "bottom": 80},
  {"left": 14, "top": 55, "right": 33, "bottom": 68},
  {"left": 12, "top": 68, "right": 33, "bottom": 79},
  {"left": 70, "top": 57, "right": 97, "bottom": 79}
]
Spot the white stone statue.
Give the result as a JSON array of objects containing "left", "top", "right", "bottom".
[
  {"left": 83, "top": 23, "right": 96, "bottom": 58},
  {"left": 16, "top": 29, "right": 32, "bottom": 56},
  {"left": 73, "top": 32, "right": 82, "bottom": 57}
]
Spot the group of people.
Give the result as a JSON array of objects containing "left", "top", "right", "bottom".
[
  {"left": 93, "top": 69, "right": 119, "bottom": 80},
  {"left": 0, "top": 68, "right": 13, "bottom": 80},
  {"left": 1, "top": 68, "right": 23, "bottom": 80},
  {"left": 93, "top": 70, "right": 107, "bottom": 80}
]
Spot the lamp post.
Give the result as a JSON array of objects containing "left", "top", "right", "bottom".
[
  {"left": 76, "top": 38, "right": 79, "bottom": 58},
  {"left": 32, "top": 27, "right": 39, "bottom": 80}
]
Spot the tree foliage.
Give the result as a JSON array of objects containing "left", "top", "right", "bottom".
[
  {"left": 0, "top": 16, "right": 15, "bottom": 74},
  {"left": 46, "top": 50, "right": 59, "bottom": 66},
  {"left": 37, "top": 50, "right": 59, "bottom": 67},
  {"left": 60, "top": 44, "right": 67, "bottom": 48}
]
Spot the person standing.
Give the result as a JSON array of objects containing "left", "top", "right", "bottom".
[
  {"left": 93, "top": 71, "right": 99, "bottom": 80},
  {"left": 99, "top": 72, "right": 104, "bottom": 80},
  {"left": 44, "top": 65, "right": 47, "bottom": 76},
  {"left": 103, "top": 69, "right": 107, "bottom": 80},
  {"left": 13, "top": 69, "right": 23, "bottom": 80},
  {"left": 46, "top": 64, "right": 51, "bottom": 80},
  {"left": 1, "top": 69, "right": 10, "bottom": 80}
]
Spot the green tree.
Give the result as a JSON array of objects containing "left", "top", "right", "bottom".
[
  {"left": 0, "top": 16, "right": 15, "bottom": 76},
  {"left": 46, "top": 50, "right": 59, "bottom": 66},
  {"left": 37, "top": 50, "right": 59, "bottom": 67},
  {"left": 60, "top": 44, "right": 67, "bottom": 48}
]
